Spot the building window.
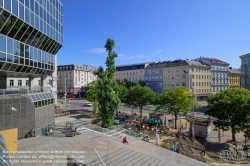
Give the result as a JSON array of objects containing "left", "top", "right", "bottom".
[
  {"left": 10, "top": 80, "right": 14, "bottom": 86},
  {"left": 191, "top": 68, "right": 194, "bottom": 72},
  {"left": 172, "top": 69, "right": 175, "bottom": 73},
  {"left": 176, "top": 75, "right": 179, "bottom": 79},
  {"left": 168, "top": 69, "right": 170, "bottom": 73},
  {"left": 18, "top": 80, "right": 22, "bottom": 86},
  {"left": 26, "top": 80, "right": 29, "bottom": 86},
  {"left": 182, "top": 74, "right": 186, "bottom": 79},
  {"left": 176, "top": 69, "right": 179, "bottom": 73},
  {"left": 182, "top": 82, "right": 186, "bottom": 86}
]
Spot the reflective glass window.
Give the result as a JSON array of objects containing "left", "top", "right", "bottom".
[
  {"left": 38, "top": 62, "right": 41, "bottom": 67},
  {"left": 30, "top": 11, "right": 34, "bottom": 26},
  {"left": 34, "top": 61, "right": 37, "bottom": 67},
  {"left": 39, "top": 5, "right": 42, "bottom": 18},
  {"left": 14, "top": 22, "right": 29, "bottom": 41},
  {"left": 4, "top": 0, "right": 10, "bottom": 12},
  {"left": 30, "top": 29, "right": 39, "bottom": 46},
  {"left": 36, "top": 34, "right": 45, "bottom": 48},
  {"left": 0, "top": 10, "right": 11, "bottom": 29},
  {"left": 35, "top": 1, "right": 39, "bottom": 16},
  {"left": 43, "top": 9, "right": 46, "bottom": 22},
  {"left": 25, "top": 8, "right": 30, "bottom": 23},
  {"left": 30, "top": 0, "right": 34, "bottom": 12},
  {"left": 0, "top": 52, "right": 5, "bottom": 61},
  {"left": 20, "top": 43, "right": 24, "bottom": 57},
  {"left": 35, "top": 15, "right": 39, "bottom": 29},
  {"left": 20, "top": 57, "right": 24, "bottom": 64},
  {"left": 7, "top": 19, "right": 22, "bottom": 38},
  {"left": 7, "top": 37, "right": 13, "bottom": 54},
  {"left": 13, "top": 40, "right": 20, "bottom": 56},
  {"left": 25, "top": 28, "right": 34, "bottom": 44},
  {"left": 25, "top": 0, "right": 29, "bottom": 8},
  {"left": 0, "top": 0, "right": 2, "bottom": 7},
  {"left": 29, "top": 59, "right": 33, "bottom": 66},
  {"left": 19, "top": 0, "right": 24, "bottom": 4},
  {"left": 7, "top": 54, "right": 13, "bottom": 62},
  {"left": 20, "top": 26, "right": 32, "bottom": 43},
  {"left": 1, "top": 15, "right": 17, "bottom": 35},
  {"left": 0, "top": 34, "right": 6, "bottom": 52},
  {"left": 25, "top": 45, "right": 29, "bottom": 58},
  {"left": 25, "top": 58, "right": 29, "bottom": 65},
  {"left": 40, "top": 17, "right": 43, "bottom": 32},
  {"left": 33, "top": 48, "right": 37, "bottom": 60},
  {"left": 37, "top": 49, "right": 41, "bottom": 61},
  {"left": 33, "top": 31, "right": 42, "bottom": 46},
  {"left": 29, "top": 46, "right": 33, "bottom": 59},
  {"left": 41, "top": 51, "right": 44, "bottom": 62},
  {"left": 12, "top": 0, "right": 18, "bottom": 16},
  {"left": 40, "top": 35, "right": 49, "bottom": 49},
  {"left": 19, "top": 3, "right": 24, "bottom": 20},
  {"left": 14, "top": 56, "right": 18, "bottom": 63}
]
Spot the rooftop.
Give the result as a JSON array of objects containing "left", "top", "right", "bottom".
[
  {"left": 116, "top": 62, "right": 149, "bottom": 68},
  {"left": 239, "top": 53, "right": 250, "bottom": 58},
  {"left": 200, "top": 57, "right": 229, "bottom": 64}
]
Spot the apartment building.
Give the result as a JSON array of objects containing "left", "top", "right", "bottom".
[
  {"left": 240, "top": 53, "right": 250, "bottom": 89},
  {"left": 57, "top": 64, "right": 97, "bottom": 95},
  {"left": 163, "top": 59, "right": 212, "bottom": 101},
  {"left": 115, "top": 63, "right": 149, "bottom": 83},
  {"left": 199, "top": 57, "right": 230, "bottom": 92},
  {"left": 144, "top": 62, "right": 166, "bottom": 93},
  {"left": 229, "top": 67, "right": 241, "bottom": 89}
]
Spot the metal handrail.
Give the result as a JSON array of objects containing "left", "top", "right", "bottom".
[{"left": 93, "top": 147, "right": 106, "bottom": 166}]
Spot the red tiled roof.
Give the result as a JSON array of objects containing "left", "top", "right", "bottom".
[{"left": 202, "top": 57, "right": 227, "bottom": 63}]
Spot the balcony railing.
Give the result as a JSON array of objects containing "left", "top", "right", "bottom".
[{"left": 0, "top": 86, "right": 51, "bottom": 99}]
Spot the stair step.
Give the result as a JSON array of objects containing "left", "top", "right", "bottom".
[
  {"left": 101, "top": 149, "right": 134, "bottom": 166},
  {"left": 109, "top": 150, "right": 138, "bottom": 166},
  {"left": 86, "top": 147, "right": 127, "bottom": 166},
  {"left": 144, "top": 157, "right": 160, "bottom": 166},
  {"left": 120, "top": 150, "right": 144, "bottom": 166},
  {"left": 133, "top": 156, "right": 156, "bottom": 166},
  {"left": 122, "top": 152, "right": 146, "bottom": 166},
  {"left": 151, "top": 159, "right": 164, "bottom": 166}
]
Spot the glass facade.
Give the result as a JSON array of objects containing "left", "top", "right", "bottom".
[
  {"left": 0, "top": 0, "right": 63, "bottom": 76},
  {"left": 0, "top": 133, "right": 12, "bottom": 166}
]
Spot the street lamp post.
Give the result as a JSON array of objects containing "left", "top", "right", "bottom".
[
  {"left": 64, "top": 77, "right": 67, "bottom": 105},
  {"left": 184, "top": 71, "right": 195, "bottom": 139}
]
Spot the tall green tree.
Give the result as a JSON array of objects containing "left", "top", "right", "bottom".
[
  {"left": 93, "top": 38, "right": 121, "bottom": 128},
  {"left": 156, "top": 86, "right": 200, "bottom": 129},
  {"left": 205, "top": 88, "right": 250, "bottom": 142},
  {"left": 86, "top": 83, "right": 98, "bottom": 115},
  {"left": 126, "top": 83, "right": 156, "bottom": 117}
]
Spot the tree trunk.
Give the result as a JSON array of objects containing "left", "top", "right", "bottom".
[
  {"left": 232, "top": 126, "right": 236, "bottom": 142},
  {"left": 140, "top": 107, "right": 143, "bottom": 117},
  {"left": 175, "top": 113, "right": 177, "bottom": 129}
]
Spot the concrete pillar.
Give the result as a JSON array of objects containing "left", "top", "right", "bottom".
[
  {"left": 156, "top": 134, "right": 159, "bottom": 145},
  {"left": 29, "top": 77, "right": 34, "bottom": 87}
]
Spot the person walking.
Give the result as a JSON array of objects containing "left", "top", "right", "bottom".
[
  {"left": 200, "top": 145, "right": 205, "bottom": 156},
  {"left": 176, "top": 148, "right": 180, "bottom": 153}
]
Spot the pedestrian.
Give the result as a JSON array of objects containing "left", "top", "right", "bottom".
[
  {"left": 200, "top": 145, "right": 205, "bottom": 156},
  {"left": 172, "top": 145, "right": 175, "bottom": 152},
  {"left": 122, "top": 136, "right": 128, "bottom": 145},
  {"left": 176, "top": 148, "right": 180, "bottom": 153},
  {"left": 136, "top": 123, "right": 140, "bottom": 131}
]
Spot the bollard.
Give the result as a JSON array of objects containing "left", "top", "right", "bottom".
[{"left": 156, "top": 134, "right": 159, "bottom": 145}]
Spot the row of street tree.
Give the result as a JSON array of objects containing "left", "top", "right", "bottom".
[{"left": 86, "top": 38, "right": 250, "bottom": 142}]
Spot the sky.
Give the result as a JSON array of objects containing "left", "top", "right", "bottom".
[{"left": 58, "top": 0, "right": 250, "bottom": 69}]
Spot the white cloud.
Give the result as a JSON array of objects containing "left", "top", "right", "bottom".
[
  {"left": 87, "top": 48, "right": 106, "bottom": 53},
  {"left": 153, "top": 49, "right": 163, "bottom": 54},
  {"left": 117, "top": 54, "right": 145, "bottom": 60}
]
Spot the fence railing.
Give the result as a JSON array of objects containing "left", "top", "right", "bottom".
[
  {"left": 0, "top": 86, "right": 51, "bottom": 98},
  {"left": 64, "top": 121, "right": 143, "bottom": 140}
]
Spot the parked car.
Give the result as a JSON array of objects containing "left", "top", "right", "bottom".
[{"left": 84, "top": 102, "right": 92, "bottom": 107}]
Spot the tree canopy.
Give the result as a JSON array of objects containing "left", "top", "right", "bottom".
[
  {"left": 205, "top": 88, "right": 250, "bottom": 141},
  {"left": 156, "top": 86, "right": 200, "bottom": 129},
  {"left": 126, "top": 83, "right": 156, "bottom": 117},
  {"left": 91, "top": 38, "right": 121, "bottom": 128}
]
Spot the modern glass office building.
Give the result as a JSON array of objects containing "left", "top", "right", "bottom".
[
  {"left": 0, "top": 0, "right": 63, "bottom": 87},
  {"left": 0, "top": 0, "right": 63, "bottom": 149}
]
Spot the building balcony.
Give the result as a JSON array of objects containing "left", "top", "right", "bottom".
[{"left": 0, "top": 86, "right": 51, "bottom": 99}]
